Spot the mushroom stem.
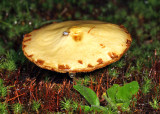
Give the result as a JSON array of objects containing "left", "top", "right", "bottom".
[{"left": 69, "top": 73, "right": 76, "bottom": 78}]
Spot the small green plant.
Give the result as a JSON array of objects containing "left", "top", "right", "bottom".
[
  {"left": 74, "top": 85, "right": 100, "bottom": 106},
  {"left": 0, "top": 102, "right": 8, "bottom": 114},
  {"left": 61, "top": 98, "right": 72, "bottom": 111},
  {"left": 111, "top": 59, "right": 125, "bottom": 68},
  {"left": 0, "top": 50, "right": 17, "bottom": 71},
  {"left": 12, "top": 103, "right": 23, "bottom": 114},
  {"left": 108, "top": 68, "right": 119, "bottom": 78},
  {"left": 75, "top": 75, "right": 96, "bottom": 87},
  {"left": 0, "top": 49, "right": 26, "bottom": 71},
  {"left": 73, "top": 85, "right": 106, "bottom": 113},
  {"left": 73, "top": 81, "right": 139, "bottom": 113},
  {"left": 0, "top": 78, "right": 9, "bottom": 114},
  {"left": 149, "top": 97, "right": 160, "bottom": 110},
  {"left": 60, "top": 98, "right": 80, "bottom": 113},
  {"left": 0, "top": 78, "right": 7, "bottom": 98},
  {"left": 104, "top": 81, "right": 139, "bottom": 112},
  {"left": 32, "top": 100, "right": 41, "bottom": 114},
  {"left": 141, "top": 76, "right": 152, "bottom": 94},
  {"left": 0, "top": 42, "right": 5, "bottom": 55}
]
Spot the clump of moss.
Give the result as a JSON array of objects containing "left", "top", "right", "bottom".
[{"left": 0, "top": 49, "right": 26, "bottom": 71}]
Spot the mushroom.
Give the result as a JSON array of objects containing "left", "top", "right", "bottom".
[{"left": 22, "top": 20, "right": 132, "bottom": 77}]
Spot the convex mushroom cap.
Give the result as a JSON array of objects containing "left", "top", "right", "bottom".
[{"left": 22, "top": 20, "right": 132, "bottom": 73}]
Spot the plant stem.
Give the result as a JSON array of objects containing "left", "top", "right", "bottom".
[
  {"left": 0, "top": 20, "right": 13, "bottom": 28},
  {"left": 102, "top": 93, "right": 117, "bottom": 110}
]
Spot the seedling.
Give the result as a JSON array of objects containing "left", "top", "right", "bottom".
[
  {"left": 0, "top": 102, "right": 8, "bottom": 114},
  {"left": 73, "top": 81, "right": 139, "bottom": 113},
  {"left": 32, "top": 100, "right": 41, "bottom": 114},
  {"left": 104, "top": 81, "right": 139, "bottom": 111},
  {"left": 75, "top": 75, "right": 96, "bottom": 86},
  {"left": 0, "top": 51, "right": 17, "bottom": 71},
  {"left": 60, "top": 98, "right": 80, "bottom": 112},
  {"left": 0, "top": 43, "right": 5, "bottom": 55},
  {"left": 149, "top": 98, "right": 160, "bottom": 110},
  {"left": 141, "top": 76, "right": 152, "bottom": 94},
  {"left": 60, "top": 98, "right": 72, "bottom": 111},
  {"left": 73, "top": 84, "right": 107, "bottom": 113},
  {"left": 0, "top": 79, "right": 7, "bottom": 98},
  {"left": 108, "top": 68, "right": 119, "bottom": 78},
  {"left": 12, "top": 103, "right": 23, "bottom": 114}
]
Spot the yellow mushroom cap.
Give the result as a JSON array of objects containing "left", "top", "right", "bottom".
[{"left": 22, "top": 20, "right": 132, "bottom": 73}]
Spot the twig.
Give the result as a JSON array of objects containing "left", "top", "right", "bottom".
[{"left": 6, "top": 93, "right": 26, "bottom": 102}]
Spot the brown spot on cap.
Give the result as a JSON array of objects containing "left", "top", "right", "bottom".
[
  {"left": 126, "top": 39, "right": 131, "bottom": 46},
  {"left": 100, "top": 44, "right": 105, "bottom": 48},
  {"left": 108, "top": 52, "right": 118, "bottom": 59},
  {"left": 28, "top": 54, "right": 33, "bottom": 58},
  {"left": 51, "top": 68, "right": 55, "bottom": 71},
  {"left": 97, "top": 58, "right": 103, "bottom": 64},
  {"left": 78, "top": 60, "right": 83, "bottom": 64},
  {"left": 65, "top": 65, "right": 70, "bottom": 69},
  {"left": 119, "top": 25, "right": 129, "bottom": 34},
  {"left": 36, "top": 59, "right": 45, "bottom": 65},
  {"left": 58, "top": 65, "right": 65, "bottom": 69},
  {"left": 22, "top": 45, "right": 27, "bottom": 48},
  {"left": 58, "top": 64, "right": 70, "bottom": 70},
  {"left": 24, "top": 34, "right": 31, "bottom": 37},
  {"left": 88, "top": 64, "right": 93, "bottom": 68},
  {"left": 24, "top": 38, "right": 31, "bottom": 42}
]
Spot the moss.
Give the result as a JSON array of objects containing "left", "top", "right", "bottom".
[
  {"left": 0, "top": 45, "right": 5, "bottom": 55},
  {"left": 0, "top": 51, "right": 17, "bottom": 71},
  {"left": 0, "top": 40, "right": 5, "bottom": 55}
]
